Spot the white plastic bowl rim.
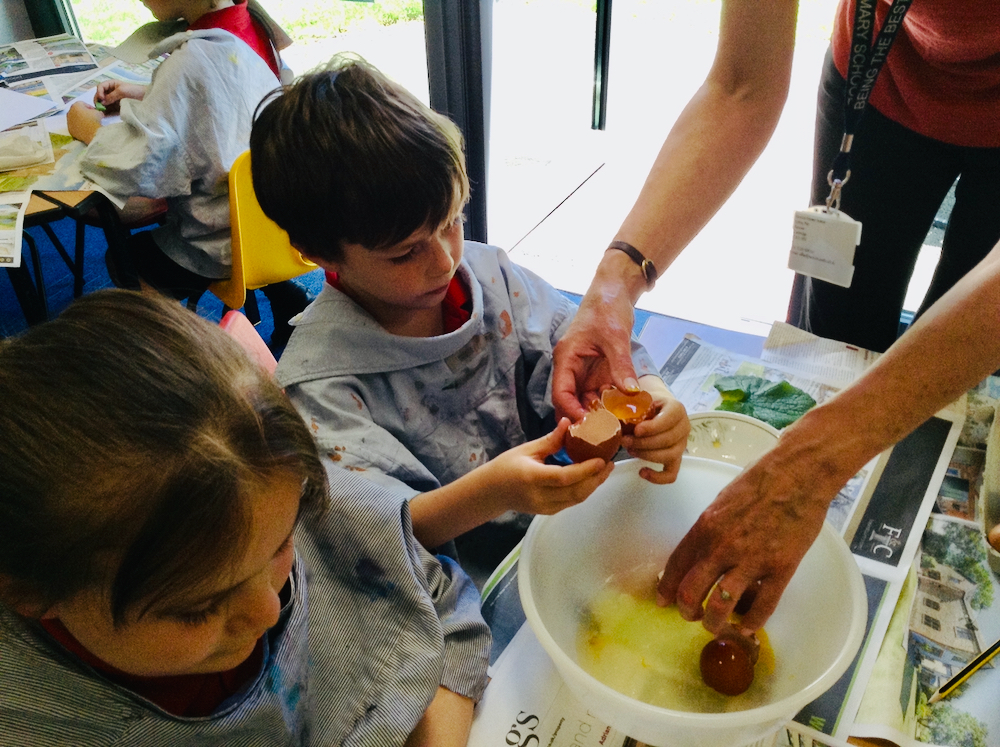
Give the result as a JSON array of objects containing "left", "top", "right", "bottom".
[
  {"left": 518, "top": 457, "right": 868, "bottom": 728},
  {"left": 687, "top": 410, "right": 781, "bottom": 439}
]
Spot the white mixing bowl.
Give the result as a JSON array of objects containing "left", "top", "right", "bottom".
[
  {"left": 519, "top": 456, "right": 866, "bottom": 747},
  {"left": 686, "top": 411, "right": 781, "bottom": 468}
]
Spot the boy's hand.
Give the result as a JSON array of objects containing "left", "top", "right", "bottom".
[
  {"left": 409, "top": 419, "right": 614, "bottom": 549},
  {"left": 622, "top": 375, "right": 689, "bottom": 484},
  {"left": 94, "top": 81, "right": 147, "bottom": 114},
  {"left": 486, "top": 418, "right": 614, "bottom": 515},
  {"left": 66, "top": 102, "right": 104, "bottom": 145}
]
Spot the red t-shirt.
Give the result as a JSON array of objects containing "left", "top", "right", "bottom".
[
  {"left": 325, "top": 271, "right": 473, "bottom": 333},
  {"left": 40, "top": 618, "right": 263, "bottom": 717},
  {"left": 832, "top": 0, "right": 1000, "bottom": 148},
  {"left": 189, "top": 1, "right": 280, "bottom": 78}
]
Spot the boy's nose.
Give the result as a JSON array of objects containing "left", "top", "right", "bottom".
[
  {"left": 430, "top": 237, "right": 457, "bottom": 276},
  {"left": 226, "top": 580, "right": 281, "bottom": 638}
]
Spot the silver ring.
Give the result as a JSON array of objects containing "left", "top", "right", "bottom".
[{"left": 719, "top": 588, "right": 733, "bottom": 602}]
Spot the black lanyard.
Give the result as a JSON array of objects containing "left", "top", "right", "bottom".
[{"left": 826, "top": 0, "right": 913, "bottom": 207}]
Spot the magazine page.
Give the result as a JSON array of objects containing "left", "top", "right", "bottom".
[
  {"left": 657, "top": 333, "right": 843, "bottom": 417},
  {"left": 0, "top": 35, "right": 97, "bottom": 85},
  {"left": 49, "top": 56, "right": 160, "bottom": 107},
  {"left": 0, "top": 192, "right": 28, "bottom": 268},
  {"left": 849, "top": 378, "right": 1000, "bottom": 747}
]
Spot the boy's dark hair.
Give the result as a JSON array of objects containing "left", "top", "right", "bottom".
[
  {"left": 250, "top": 54, "right": 470, "bottom": 261},
  {"left": 0, "top": 291, "right": 326, "bottom": 625}
]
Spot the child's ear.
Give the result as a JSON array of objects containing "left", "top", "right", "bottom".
[{"left": 296, "top": 246, "right": 339, "bottom": 275}]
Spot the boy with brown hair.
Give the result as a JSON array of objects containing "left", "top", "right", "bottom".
[{"left": 254, "top": 56, "right": 690, "bottom": 552}]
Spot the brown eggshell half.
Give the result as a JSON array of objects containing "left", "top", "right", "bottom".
[
  {"left": 601, "top": 387, "right": 655, "bottom": 436},
  {"left": 564, "top": 408, "right": 622, "bottom": 463}
]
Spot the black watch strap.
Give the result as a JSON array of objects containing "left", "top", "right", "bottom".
[{"left": 607, "top": 241, "right": 658, "bottom": 288}]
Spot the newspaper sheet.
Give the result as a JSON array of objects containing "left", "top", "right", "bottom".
[
  {"left": 845, "top": 376, "right": 1000, "bottom": 747},
  {"left": 52, "top": 58, "right": 158, "bottom": 108},
  {"left": 760, "top": 321, "right": 881, "bottom": 387},
  {"left": 0, "top": 35, "right": 98, "bottom": 86},
  {"left": 0, "top": 192, "right": 28, "bottom": 268},
  {"left": 469, "top": 624, "right": 654, "bottom": 747},
  {"left": 3, "top": 54, "right": 158, "bottom": 116}
]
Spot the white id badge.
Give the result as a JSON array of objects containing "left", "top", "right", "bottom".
[{"left": 788, "top": 206, "right": 862, "bottom": 288}]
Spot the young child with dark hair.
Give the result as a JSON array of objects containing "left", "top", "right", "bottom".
[
  {"left": 66, "top": 0, "right": 307, "bottom": 347},
  {"left": 252, "top": 56, "right": 690, "bottom": 552},
  {"left": 0, "top": 291, "right": 489, "bottom": 745}
]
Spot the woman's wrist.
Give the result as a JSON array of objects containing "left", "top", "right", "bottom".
[
  {"left": 771, "top": 400, "right": 873, "bottom": 499},
  {"left": 593, "top": 248, "right": 649, "bottom": 306}
]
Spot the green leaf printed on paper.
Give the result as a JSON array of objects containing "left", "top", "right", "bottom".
[
  {"left": 50, "top": 133, "right": 74, "bottom": 149},
  {"left": 713, "top": 375, "right": 817, "bottom": 430}
]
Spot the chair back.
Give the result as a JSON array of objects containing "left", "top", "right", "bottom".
[
  {"left": 211, "top": 150, "right": 317, "bottom": 310},
  {"left": 219, "top": 309, "right": 278, "bottom": 375}
]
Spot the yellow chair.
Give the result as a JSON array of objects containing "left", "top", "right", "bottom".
[{"left": 209, "top": 150, "right": 317, "bottom": 313}]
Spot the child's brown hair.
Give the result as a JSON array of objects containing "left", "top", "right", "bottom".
[
  {"left": 250, "top": 54, "right": 470, "bottom": 261},
  {"left": 0, "top": 291, "right": 326, "bottom": 624}
]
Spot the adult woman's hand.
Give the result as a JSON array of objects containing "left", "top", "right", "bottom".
[
  {"left": 552, "top": 251, "right": 648, "bottom": 422},
  {"left": 659, "top": 239, "right": 1000, "bottom": 634},
  {"left": 552, "top": 1, "right": 798, "bottom": 421},
  {"left": 655, "top": 420, "right": 847, "bottom": 635}
]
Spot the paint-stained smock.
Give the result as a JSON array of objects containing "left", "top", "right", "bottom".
[
  {"left": 276, "top": 242, "right": 658, "bottom": 501},
  {"left": 79, "top": 29, "right": 277, "bottom": 279},
  {"left": 0, "top": 468, "right": 490, "bottom": 746}
]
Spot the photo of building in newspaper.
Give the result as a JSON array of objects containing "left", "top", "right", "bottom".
[{"left": 852, "top": 514, "right": 1000, "bottom": 747}]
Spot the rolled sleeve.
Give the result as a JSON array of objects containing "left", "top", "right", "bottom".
[{"left": 419, "top": 551, "right": 492, "bottom": 700}]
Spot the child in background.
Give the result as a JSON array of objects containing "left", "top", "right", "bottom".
[
  {"left": 0, "top": 291, "right": 489, "bottom": 746},
  {"left": 66, "top": 0, "right": 307, "bottom": 348},
  {"left": 253, "top": 57, "right": 690, "bottom": 553}
]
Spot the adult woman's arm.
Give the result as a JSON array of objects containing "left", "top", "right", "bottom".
[
  {"left": 553, "top": 0, "right": 799, "bottom": 421},
  {"left": 659, "top": 240, "right": 1000, "bottom": 635}
]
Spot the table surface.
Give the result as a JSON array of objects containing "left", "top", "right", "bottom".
[{"left": 24, "top": 190, "right": 92, "bottom": 217}]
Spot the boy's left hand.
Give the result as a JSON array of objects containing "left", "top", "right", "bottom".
[
  {"left": 66, "top": 101, "right": 104, "bottom": 145},
  {"left": 622, "top": 375, "right": 690, "bottom": 484}
]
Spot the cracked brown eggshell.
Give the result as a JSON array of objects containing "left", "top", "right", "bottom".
[{"left": 564, "top": 407, "right": 622, "bottom": 463}]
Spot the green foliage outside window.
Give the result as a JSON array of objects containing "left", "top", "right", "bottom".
[{"left": 70, "top": 0, "right": 425, "bottom": 46}]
